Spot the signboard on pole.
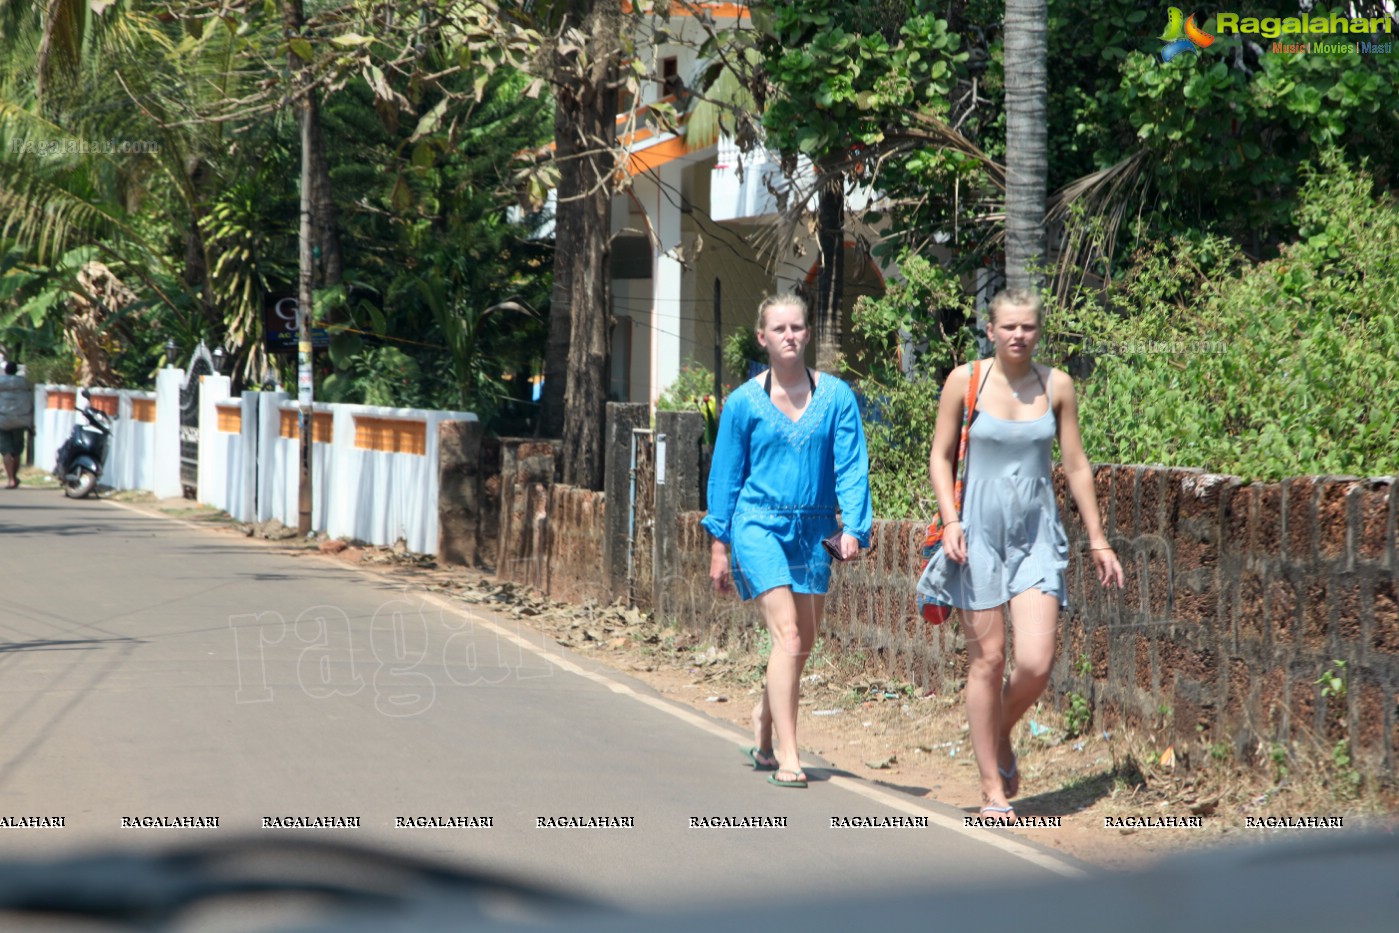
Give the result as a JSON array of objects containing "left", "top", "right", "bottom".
[{"left": 264, "top": 296, "right": 329, "bottom": 354}]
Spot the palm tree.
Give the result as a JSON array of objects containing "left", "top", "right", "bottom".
[
  {"left": 0, "top": 1, "right": 186, "bottom": 371},
  {"left": 1003, "top": 0, "right": 1048, "bottom": 292},
  {"left": 0, "top": 3, "right": 303, "bottom": 379}
]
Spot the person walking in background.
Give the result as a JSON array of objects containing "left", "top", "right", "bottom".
[
  {"left": 704, "top": 294, "right": 873, "bottom": 789},
  {"left": 917, "top": 288, "right": 1123, "bottom": 821},
  {"left": 0, "top": 360, "right": 34, "bottom": 489}
]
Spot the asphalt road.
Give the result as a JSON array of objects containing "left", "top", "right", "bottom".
[{"left": 0, "top": 488, "right": 1085, "bottom": 913}]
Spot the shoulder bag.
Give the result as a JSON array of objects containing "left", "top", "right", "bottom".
[{"left": 918, "top": 358, "right": 982, "bottom": 624}]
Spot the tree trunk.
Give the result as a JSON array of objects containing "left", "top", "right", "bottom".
[
  {"left": 814, "top": 172, "right": 845, "bottom": 371},
  {"left": 1004, "top": 0, "right": 1048, "bottom": 292},
  {"left": 537, "top": 98, "right": 574, "bottom": 439},
  {"left": 181, "top": 156, "right": 219, "bottom": 330},
  {"left": 549, "top": 0, "right": 620, "bottom": 490}
]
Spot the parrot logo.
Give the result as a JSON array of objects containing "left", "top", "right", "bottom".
[{"left": 1160, "top": 8, "right": 1214, "bottom": 62}]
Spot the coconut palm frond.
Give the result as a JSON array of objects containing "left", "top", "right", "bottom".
[
  {"left": 898, "top": 109, "right": 1005, "bottom": 192},
  {"left": 1044, "top": 147, "right": 1154, "bottom": 304},
  {"left": 0, "top": 93, "right": 66, "bottom": 150},
  {"left": 745, "top": 107, "right": 1005, "bottom": 271},
  {"left": 34, "top": 0, "right": 87, "bottom": 101},
  {"left": 0, "top": 83, "right": 174, "bottom": 272},
  {"left": 0, "top": 153, "right": 133, "bottom": 262},
  {"left": 686, "top": 46, "right": 761, "bottom": 151}
]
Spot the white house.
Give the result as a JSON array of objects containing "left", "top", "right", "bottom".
[{"left": 605, "top": 1, "right": 892, "bottom": 404}]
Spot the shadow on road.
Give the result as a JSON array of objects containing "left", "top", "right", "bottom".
[
  {"left": 0, "top": 636, "right": 143, "bottom": 653},
  {"left": 1011, "top": 769, "right": 1117, "bottom": 818}
]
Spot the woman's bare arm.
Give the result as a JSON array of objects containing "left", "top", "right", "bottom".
[
  {"left": 928, "top": 365, "right": 971, "bottom": 525},
  {"left": 1054, "top": 369, "right": 1124, "bottom": 587}
]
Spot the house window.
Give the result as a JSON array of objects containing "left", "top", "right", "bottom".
[
  {"left": 610, "top": 235, "right": 652, "bottom": 280},
  {"left": 660, "top": 56, "right": 681, "bottom": 99}
]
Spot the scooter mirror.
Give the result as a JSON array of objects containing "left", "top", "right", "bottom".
[{"left": 81, "top": 388, "right": 92, "bottom": 400}]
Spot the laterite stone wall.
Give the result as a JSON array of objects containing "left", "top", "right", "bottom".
[
  {"left": 670, "top": 467, "right": 1398, "bottom": 780},
  {"left": 495, "top": 452, "right": 1398, "bottom": 781}
]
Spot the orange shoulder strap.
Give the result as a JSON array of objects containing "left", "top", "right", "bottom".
[{"left": 964, "top": 359, "right": 980, "bottom": 416}]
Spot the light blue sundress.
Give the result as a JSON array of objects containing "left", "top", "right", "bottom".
[{"left": 916, "top": 366, "right": 1070, "bottom": 610}]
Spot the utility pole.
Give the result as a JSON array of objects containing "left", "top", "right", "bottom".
[
  {"left": 284, "top": 0, "right": 314, "bottom": 536},
  {"left": 296, "top": 95, "right": 314, "bottom": 537}
]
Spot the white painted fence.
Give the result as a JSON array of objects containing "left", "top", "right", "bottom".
[{"left": 32, "top": 369, "right": 476, "bottom": 555}]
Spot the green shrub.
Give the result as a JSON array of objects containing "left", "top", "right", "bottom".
[
  {"left": 320, "top": 346, "right": 429, "bottom": 409},
  {"left": 1041, "top": 149, "right": 1399, "bottom": 482},
  {"left": 20, "top": 351, "right": 79, "bottom": 386},
  {"left": 656, "top": 364, "right": 720, "bottom": 443},
  {"left": 722, "top": 327, "right": 765, "bottom": 385},
  {"left": 848, "top": 253, "right": 978, "bottom": 518},
  {"left": 850, "top": 150, "right": 1399, "bottom": 512}
]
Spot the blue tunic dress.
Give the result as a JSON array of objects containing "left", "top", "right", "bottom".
[
  {"left": 702, "top": 373, "right": 872, "bottom": 601},
  {"left": 916, "top": 369, "right": 1070, "bottom": 610}
]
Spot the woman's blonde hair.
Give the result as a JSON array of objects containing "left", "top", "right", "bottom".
[
  {"left": 987, "top": 288, "right": 1043, "bottom": 325},
  {"left": 755, "top": 292, "right": 807, "bottom": 331}
]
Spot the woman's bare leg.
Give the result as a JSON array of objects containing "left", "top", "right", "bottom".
[
  {"left": 963, "top": 606, "right": 1012, "bottom": 813},
  {"left": 755, "top": 587, "right": 821, "bottom": 778},
  {"left": 750, "top": 695, "right": 776, "bottom": 767},
  {"left": 998, "top": 588, "right": 1060, "bottom": 797}
]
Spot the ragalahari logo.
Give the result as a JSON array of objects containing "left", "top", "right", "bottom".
[{"left": 1160, "top": 8, "right": 1215, "bottom": 61}]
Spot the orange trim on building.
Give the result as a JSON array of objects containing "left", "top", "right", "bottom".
[
  {"left": 622, "top": 1, "right": 749, "bottom": 18},
  {"left": 89, "top": 395, "right": 119, "bottom": 416},
  {"left": 625, "top": 134, "right": 692, "bottom": 176},
  {"left": 216, "top": 405, "right": 242, "bottom": 434},
  {"left": 535, "top": 94, "right": 699, "bottom": 176},
  {"left": 279, "top": 410, "right": 333, "bottom": 443},
  {"left": 354, "top": 416, "right": 427, "bottom": 455},
  {"left": 619, "top": 124, "right": 660, "bottom": 147},
  {"left": 131, "top": 398, "right": 156, "bottom": 423},
  {"left": 616, "top": 94, "right": 678, "bottom": 128},
  {"left": 537, "top": 97, "right": 676, "bottom": 154},
  {"left": 47, "top": 391, "right": 76, "bottom": 411}
]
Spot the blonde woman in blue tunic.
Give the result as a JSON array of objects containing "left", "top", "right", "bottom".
[
  {"left": 704, "top": 294, "right": 872, "bottom": 789},
  {"left": 918, "top": 289, "right": 1123, "bottom": 820}
]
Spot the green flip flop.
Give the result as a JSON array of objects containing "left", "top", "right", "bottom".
[
  {"left": 767, "top": 769, "right": 808, "bottom": 788},
  {"left": 744, "top": 746, "right": 778, "bottom": 771}
]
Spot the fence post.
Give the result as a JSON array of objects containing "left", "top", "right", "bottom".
[
  {"left": 495, "top": 438, "right": 559, "bottom": 585},
  {"left": 653, "top": 410, "right": 705, "bottom": 620},
  {"left": 604, "top": 403, "right": 650, "bottom": 603},
  {"left": 235, "top": 391, "right": 260, "bottom": 522},
  {"left": 153, "top": 367, "right": 183, "bottom": 499},
  {"left": 256, "top": 391, "right": 287, "bottom": 521},
  {"left": 196, "top": 374, "right": 232, "bottom": 510},
  {"left": 438, "top": 418, "right": 484, "bottom": 566}
]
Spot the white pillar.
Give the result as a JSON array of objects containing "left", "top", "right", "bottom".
[
  {"left": 32, "top": 384, "right": 50, "bottom": 468},
  {"left": 153, "top": 368, "right": 183, "bottom": 499},
  {"left": 256, "top": 390, "right": 288, "bottom": 522},
  {"left": 114, "top": 391, "right": 134, "bottom": 490},
  {"left": 326, "top": 402, "right": 358, "bottom": 542},
  {"left": 650, "top": 162, "right": 685, "bottom": 406},
  {"left": 233, "top": 391, "right": 260, "bottom": 522},
  {"left": 197, "top": 374, "right": 232, "bottom": 509}
]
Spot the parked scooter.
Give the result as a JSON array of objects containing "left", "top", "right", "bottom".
[{"left": 55, "top": 390, "right": 114, "bottom": 498}]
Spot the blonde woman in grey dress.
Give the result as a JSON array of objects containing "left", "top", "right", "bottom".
[{"left": 917, "top": 289, "right": 1123, "bottom": 821}]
